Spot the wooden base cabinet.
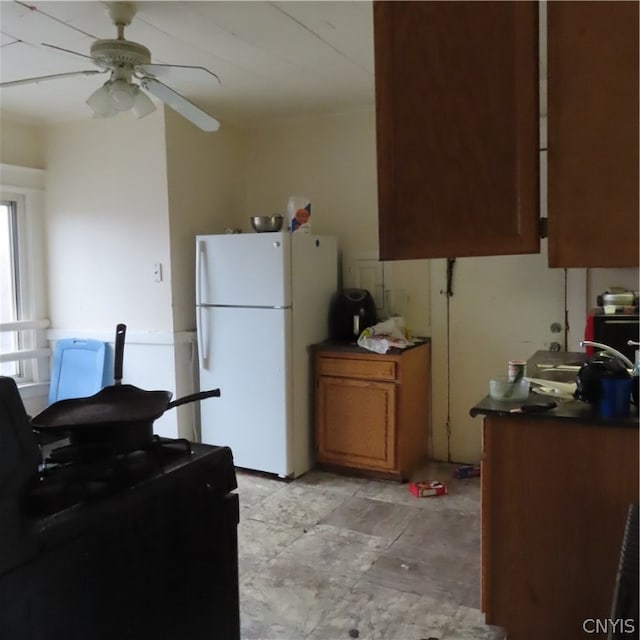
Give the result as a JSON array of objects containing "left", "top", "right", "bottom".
[
  {"left": 482, "top": 416, "right": 639, "bottom": 640},
  {"left": 314, "top": 341, "right": 430, "bottom": 481}
]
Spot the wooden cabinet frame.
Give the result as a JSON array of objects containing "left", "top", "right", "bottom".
[
  {"left": 374, "top": 1, "right": 539, "bottom": 260},
  {"left": 314, "top": 342, "right": 431, "bottom": 481},
  {"left": 373, "top": 0, "right": 639, "bottom": 267},
  {"left": 547, "top": 1, "right": 639, "bottom": 267},
  {"left": 482, "top": 415, "right": 639, "bottom": 639}
]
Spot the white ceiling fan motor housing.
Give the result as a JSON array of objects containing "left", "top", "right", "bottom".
[{"left": 90, "top": 39, "right": 151, "bottom": 70}]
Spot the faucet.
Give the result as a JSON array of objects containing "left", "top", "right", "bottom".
[{"left": 579, "top": 340, "right": 634, "bottom": 370}]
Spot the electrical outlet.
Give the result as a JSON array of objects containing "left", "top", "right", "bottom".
[{"left": 153, "top": 263, "right": 163, "bottom": 282}]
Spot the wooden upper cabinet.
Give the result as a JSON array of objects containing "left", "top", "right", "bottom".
[
  {"left": 374, "top": 1, "right": 539, "bottom": 261},
  {"left": 547, "top": 1, "right": 639, "bottom": 268}
]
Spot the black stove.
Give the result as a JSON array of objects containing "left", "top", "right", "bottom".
[
  {"left": 27, "top": 435, "right": 195, "bottom": 517},
  {"left": 0, "top": 376, "right": 240, "bottom": 640}
]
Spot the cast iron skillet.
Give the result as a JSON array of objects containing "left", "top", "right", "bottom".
[{"left": 31, "top": 324, "right": 220, "bottom": 449}]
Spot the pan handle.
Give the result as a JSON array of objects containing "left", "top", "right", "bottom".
[
  {"left": 167, "top": 388, "right": 221, "bottom": 410},
  {"left": 114, "top": 324, "right": 127, "bottom": 385}
]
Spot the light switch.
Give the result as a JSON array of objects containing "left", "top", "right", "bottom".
[{"left": 153, "top": 263, "right": 163, "bottom": 282}]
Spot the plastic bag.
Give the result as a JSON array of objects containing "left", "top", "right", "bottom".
[{"left": 357, "top": 317, "right": 412, "bottom": 354}]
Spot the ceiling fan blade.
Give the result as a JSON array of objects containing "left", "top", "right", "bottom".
[
  {"left": 0, "top": 69, "right": 106, "bottom": 88},
  {"left": 137, "top": 64, "right": 221, "bottom": 84},
  {"left": 140, "top": 77, "right": 220, "bottom": 132},
  {"left": 42, "top": 43, "right": 93, "bottom": 60}
]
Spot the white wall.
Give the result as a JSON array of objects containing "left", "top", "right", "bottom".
[
  {"left": 241, "top": 109, "right": 434, "bottom": 331},
  {"left": 2, "top": 108, "right": 638, "bottom": 458},
  {"left": 36, "top": 110, "right": 183, "bottom": 430},
  {"left": 164, "top": 109, "right": 247, "bottom": 436},
  {"left": 0, "top": 114, "right": 46, "bottom": 169},
  {"left": 38, "top": 108, "right": 250, "bottom": 437},
  {"left": 43, "top": 110, "right": 173, "bottom": 332},
  {"left": 242, "top": 108, "right": 378, "bottom": 257},
  {"left": 240, "top": 108, "right": 638, "bottom": 463},
  {"left": 164, "top": 108, "right": 247, "bottom": 333},
  {"left": 431, "top": 245, "right": 566, "bottom": 463}
]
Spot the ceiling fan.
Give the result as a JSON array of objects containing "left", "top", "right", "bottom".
[{"left": 0, "top": 2, "right": 221, "bottom": 132}]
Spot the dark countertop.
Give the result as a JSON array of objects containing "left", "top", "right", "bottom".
[
  {"left": 310, "top": 336, "right": 431, "bottom": 356},
  {"left": 470, "top": 350, "right": 639, "bottom": 428}
]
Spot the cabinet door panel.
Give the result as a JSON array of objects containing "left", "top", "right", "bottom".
[
  {"left": 547, "top": 1, "right": 639, "bottom": 267},
  {"left": 482, "top": 417, "right": 639, "bottom": 638},
  {"left": 316, "top": 376, "right": 396, "bottom": 471},
  {"left": 374, "top": 1, "right": 539, "bottom": 260}
]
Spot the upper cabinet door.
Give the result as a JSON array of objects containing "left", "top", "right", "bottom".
[
  {"left": 374, "top": 1, "right": 539, "bottom": 261},
  {"left": 547, "top": 1, "right": 639, "bottom": 268}
]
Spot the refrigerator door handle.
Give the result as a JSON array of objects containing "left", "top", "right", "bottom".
[
  {"left": 197, "top": 305, "right": 209, "bottom": 369},
  {"left": 196, "top": 239, "right": 207, "bottom": 306},
  {"left": 196, "top": 240, "right": 209, "bottom": 369}
]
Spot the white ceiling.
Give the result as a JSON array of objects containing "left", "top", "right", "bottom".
[{"left": 0, "top": 0, "right": 375, "bottom": 129}]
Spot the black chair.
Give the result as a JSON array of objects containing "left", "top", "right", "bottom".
[
  {"left": 608, "top": 503, "right": 639, "bottom": 639},
  {"left": 0, "top": 376, "right": 40, "bottom": 573}
]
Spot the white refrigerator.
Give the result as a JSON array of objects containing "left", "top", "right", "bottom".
[{"left": 195, "top": 232, "right": 337, "bottom": 478}]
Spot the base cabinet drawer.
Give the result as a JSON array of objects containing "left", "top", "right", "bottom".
[
  {"left": 314, "top": 341, "right": 431, "bottom": 481},
  {"left": 316, "top": 357, "right": 397, "bottom": 381}
]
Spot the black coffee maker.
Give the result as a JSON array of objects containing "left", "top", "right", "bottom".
[{"left": 329, "top": 288, "right": 377, "bottom": 342}]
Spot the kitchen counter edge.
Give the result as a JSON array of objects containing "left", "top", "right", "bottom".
[{"left": 470, "top": 350, "right": 639, "bottom": 428}]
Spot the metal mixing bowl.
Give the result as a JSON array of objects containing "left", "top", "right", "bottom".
[{"left": 250, "top": 215, "right": 284, "bottom": 233}]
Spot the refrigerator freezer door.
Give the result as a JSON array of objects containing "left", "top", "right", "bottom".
[
  {"left": 198, "top": 305, "right": 293, "bottom": 476},
  {"left": 196, "top": 233, "right": 291, "bottom": 307}
]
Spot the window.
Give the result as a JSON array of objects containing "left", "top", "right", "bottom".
[
  {"left": 0, "top": 165, "right": 49, "bottom": 388},
  {"left": 0, "top": 199, "right": 22, "bottom": 376}
]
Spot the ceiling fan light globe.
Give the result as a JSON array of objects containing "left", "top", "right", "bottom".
[
  {"left": 131, "top": 87, "right": 156, "bottom": 119},
  {"left": 109, "top": 79, "right": 135, "bottom": 111},
  {"left": 86, "top": 84, "right": 113, "bottom": 117}
]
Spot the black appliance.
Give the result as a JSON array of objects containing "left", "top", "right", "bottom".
[
  {"left": 574, "top": 352, "right": 631, "bottom": 405},
  {"left": 0, "top": 376, "right": 240, "bottom": 640},
  {"left": 591, "top": 311, "right": 639, "bottom": 364},
  {"left": 329, "top": 288, "right": 377, "bottom": 341}
]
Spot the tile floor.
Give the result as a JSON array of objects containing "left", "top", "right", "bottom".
[{"left": 236, "top": 460, "right": 506, "bottom": 640}]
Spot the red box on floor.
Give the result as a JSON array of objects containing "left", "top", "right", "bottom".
[{"left": 408, "top": 480, "right": 447, "bottom": 498}]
